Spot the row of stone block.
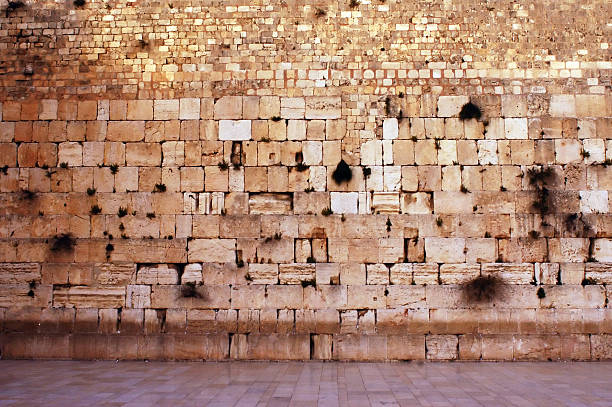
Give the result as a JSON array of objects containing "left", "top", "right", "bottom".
[
  {"left": 3, "top": 305, "right": 612, "bottom": 336},
  {"left": 5, "top": 282, "right": 603, "bottom": 310},
  {"left": 2, "top": 139, "right": 611, "bottom": 171},
  {"left": 1, "top": 333, "right": 610, "bottom": 361},
  {"left": 1, "top": 94, "right": 609, "bottom": 122}
]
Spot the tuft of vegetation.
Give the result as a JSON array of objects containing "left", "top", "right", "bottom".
[
  {"left": 109, "top": 164, "right": 119, "bottom": 174},
  {"left": 306, "top": 256, "right": 316, "bottom": 264},
  {"left": 602, "top": 158, "right": 612, "bottom": 168},
  {"left": 236, "top": 259, "right": 245, "bottom": 268},
  {"left": 180, "top": 282, "right": 203, "bottom": 298},
  {"left": 436, "top": 217, "right": 443, "bottom": 227},
  {"left": 459, "top": 102, "right": 482, "bottom": 121},
  {"left": 50, "top": 233, "right": 76, "bottom": 252},
  {"left": 580, "top": 149, "right": 590, "bottom": 159},
  {"left": 304, "top": 186, "right": 315, "bottom": 193},
  {"left": 86, "top": 187, "right": 96, "bottom": 196},
  {"left": 138, "top": 39, "right": 149, "bottom": 49},
  {"left": 90, "top": 204, "right": 102, "bottom": 215},
  {"left": 349, "top": 0, "right": 360, "bottom": 8},
  {"left": 332, "top": 159, "right": 352, "bottom": 184},
  {"left": 1, "top": 165, "right": 8, "bottom": 175},
  {"left": 301, "top": 279, "right": 316, "bottom": 287},
  {"left": 59, "top": 162, "right": 68, "bottom": 169},
  {"left": 464, "top": 275, "right": 503, "bottom": 303},
  {"left": 260, "top": 136, "right": 271, "bottom": 142},
  {"left": 537, "top": 287, "right": 546, "bottom": 299},
  {"left": 528, "top": 230, "right": 540, "bottom": 239},
  {"left": 321, "top": 207, "right": 333, "bottom": 216},
  {"left": 5, "top": 1, "right": 25, "bottom": 15},
  {"left": 146, "top": 212, "right": 156, "bottom": 219},
  {"left": 271, "top": 116, "right": 282, "bottom": 122},
  {"left": 314, "top": 7, "right": 326, "bottom": 17},
  {"left": 362, "top": 166, "right": 371, "bottom": 178},
  {"left": 153, "top": 183, "right": 166, "bottom": 193},
  {"left": 73, "top": 0, "right": 85, "bottom": 7},
  {"left": 218, "top": 160, "right": 229, "bottom": 170},
  {"left": 117, "top": 207, "right": 128, "bottom": 217},
  {"left": 341, "top": 214, "right": 346, "bottom": 222},
  {"left": 296, "top": 162, "right": 309, "bottom": 172},
  {"left": 460, "top": 185, "right": 470, "bottom": 194},
  {"left": 20, "top": 189, "right": 35, "bottom": 200},
  {"left": 527, "top": 166, "right": 555, "bottom": 214},
  {"left": 581, "top": 277, "right": 597, "bottom": 286}
]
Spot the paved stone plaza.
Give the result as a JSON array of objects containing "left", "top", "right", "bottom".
[{"left": 0, "top": 360, "right": 611, "bottom": 406}]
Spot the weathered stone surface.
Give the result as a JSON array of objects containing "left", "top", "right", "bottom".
[
  {"left": 188, "top": 239, "right": 235, "bottom": 263},
  {"left": 136, "top": 264, "right": 179, "bottom": 285},
  {"left": 53, "top": 287, "right": 125, "bottom": 308},
  {"left": 247, "top": 264, "right": 278, "bottom": 284},
  {"left": 279, "top": 264, "right": 315, "bottom": 285},
  {"left": 249, "top": 193, "right": 292, "bottom": 214}
]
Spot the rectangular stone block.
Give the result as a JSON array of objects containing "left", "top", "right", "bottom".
[
  {"left": 218, "top": 120, "right": 251, "bottom": 141},
  {"left": 305, "top": 97, "right": 341, "bottom": 119},
  {"left": 188, "top": 239, "right": 235, "bottom": 262}
]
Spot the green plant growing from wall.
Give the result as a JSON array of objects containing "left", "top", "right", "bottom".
[
  {"left": 50, "top": 233, "right": 76, "bottom": 252},
  {"left": 332, "top": 159, "right": 352, "bottom": 184},
  {"left": 463, "top": 275, "right": 502, "bottom": 302},
  {"left": 459, "top": 102, "right": 482, "bottom": 121}
]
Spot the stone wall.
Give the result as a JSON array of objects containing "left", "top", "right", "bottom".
[{"left": 0, "top": 0, "right": 611, "bottom": 360}]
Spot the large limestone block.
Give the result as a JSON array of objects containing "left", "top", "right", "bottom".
[
  {"left": 387, "top": 335, "right": 426, "bottom": 360},
  {"left": 383, "top": 118, "right": 399, "bottom": 139},
  {"left": 401, "top": 192, "right": 432, "bottom": 214},
  {"left": 315, "top": 263, "right": 340, "bottom": 285},
  {"left": 179, "top": 98, "right": 201, "bottom": 120},
  {"left": 218, "top": 120, "right": 251, "bottom": 141},
  {"left": 585, "top": 263, "right": 612, "bottom": 284},
  {"left": 249, "top": 193, "right": 292, "bottom": 214},
  {"left": 305, "top": 97, "right": 341, "bottom": 119},
  {"left": 593, "top": 239, "right": 612, "bottom": 262},
  {"left": 540, "top": 286, "right": 605, "bottom": 309},
  {"left": 151, "top": 285, "right": 231, "bottom": 309},
  {"left": 280, "top": 97, "right": 305, "bottom": 119},
  {"left": 426, "top": 335, "right": 458, "bottom": 360},
  {"left": 425, "top": 238, "right": 465, "bottom": 263},
  {"left": 265, "top": 285, "right": 303, "bottom": 309},
  {"left": 0, "top": 263, "right": 40, "bottom": 284},
  {"left": 504, "top": 118, "right": 528, "bottom": 139},
  {"left": 126, "top": 285, "right": 151, "bottom": 308},
  {"left": 188, "top": 239, "right": 236, "bottom": 262},
  {"left": 555, "top": 139, "right": 582, "bottom": 164},
  {"left": 247, "top": 264, "right": 278, "bottom": 284},
  {"left": 57, "top": 142, "right": 82, "bottom": 166},
  {"left": 127, "top": 100, "right": 153, "bottom": 120},
  {"left": 347, "top": 285, "right": 385, "bottom": 309},
  {"left": 304, "top": 285, "right": 347, "bottom": 309},
  {"left": 437, "top": 96, "right": 469, "bottom": 117},
  {"left": 579, "top": 191, "right": 608, "bottom": 214},
  {"left": 279, "top": 263, "right": 315, "bottom": 284},
  {"left": 126, "top": 143, "right": 161, "bottom": 166},
  {"left": 385, "top": 285, "right": 427, "bottom": 308},
  {"left": 136, "top": 264, "right": 179, "bottom": 285},
  {"left": 371, "top": 192, "right": 399, "bottom": 213},
  {"left": 245, "top": 334, "right": 310, "bottom": 360},
  {"left": 94, "top": 263, "right": 136, "bottom": 285},
  {"left": 53, "top": 287, "right": 125, "bottom": 308},
  {"left": 481, "top": 263, "right": 533, "bottom": 284},
  {"left": 331, "top": 192, "right": 358, "bottom": 214},
  {"left": 549, "top": 95, "right": 576, "bottom": 117},
  {"left": 361, "top": 140, "right": 382, "bottom": 165},
  {"left": 440, "top": 264, "right": 480, "bottom": 284},
  {"left": 154, "top": 99, "right": 179, "bottom": 120}
]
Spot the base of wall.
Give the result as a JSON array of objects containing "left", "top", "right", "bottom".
[{"left": 2, "top": 333, "right": 611, "bottom": 361}]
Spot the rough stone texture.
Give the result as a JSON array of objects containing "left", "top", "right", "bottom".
[{"left": 0, "top": 0, "right": 610, "bottom": 361}]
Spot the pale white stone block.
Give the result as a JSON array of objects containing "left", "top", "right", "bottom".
[
  {"left": 310, "top": 166, "right": 327, "bottom": 191},
  {"left": 179, "top": 98, "right": 201, "bottom": 120},
  {"left": 383, "top": 118, "right": 399, "bottom": 139},
  {"left": 58, "top": 142, "right": 83, "bottom": 166},
  {"left": 437, "top": 140, "right": 457, "bottom": 165},
  {"left": 425, "top": 238, "right": 466, "bottom": 263},
  {"left": 582, "top": 139, "right": 605, "bottom": 164},
  {"left": 181, "top": 263, "right": 203, "bottom": 284},
  {"left": 331, "top": 192, "right": 358, "bottom": 214},
  {"left": 358, "top": 192, "right": 372, "bottom": 214},
  {"left": 437, "top": 95, "right": 469, "bottom": 117},
  {"left": 302, "top": 141, "right": 323, "bottom": 165},
  {"left": 219, "top": 120, "right": 251, "bottom": 141},
  {"left": 366, "top": 166, "right": 383, "bottom": 191},
  {"left": 549, "top": 94, "right": 576, "bottom": 117},
  {"left": 580, "top": 191, "right": 608, "bottom": 214},
  {"left": 555, "top": 139, "right": 582, "bottom": 164},
  {"left": 154, "top": 99, "right": 179, "bottom": 120},
  {"left": 361, "top": 140, "right": 383, "bottom": 165},
  {"left": 477, "top": 140, "right": 498, "bottom": 165},
  {"left": 382, "top": 140, "right": 393, "bottom": 165},
  {"left": 593, "top": 239, "right": 612, "bottom": 262},
  {"left": 504, "top": 118, "right": 528, "bottom": 139},
  {"left": 401, "top": 192, "right": 432, "bottom": 214},
  {"left": 371, "top": 192, "right": 400, "bottom": 213},
  {"left": 97, "top": 100, "right": 109, "bottom": 121},
  {"left": 287, "top": 120, "right": 306, "bottom": 140},
  {"left": 383, "top": 166, "right": 401, "bottom": 191},
  {"left": 229, "top": 167, "right": 244, "bottom": 191},
  {"left": 39, "top": 99, "right": 58, "bottom": 120}
]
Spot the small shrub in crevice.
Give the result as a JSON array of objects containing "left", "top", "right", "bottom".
[
  {"left": 332, "top": 159, "right": 352, "bottom": 184},
  {"left": 463, "top": 275, "right": 503, "bottom": 303},
  {"left": 271, "top": 116, "right": 282, "bottom": 122},
  {"left": 362, "top": 166, "right": 371, "bottom": 178},
  {"left": 537, "top": 287, "right": 546, "bottom": 299},
  {"left": 296, "top": 162, "right": 309, "bottom": 172},
  {"left": 20, "top": 190, "right": 35, "bottom": 201},
  {"left": 459, "top": 102, "right": 482, "bottom": 121},
  {"left": 73, "top": 0, "right": 85, "bottom": 7},
  {"left": 314, "top": 7, "right": 326, "bottom": 17},
  {"left": 218, "top": 160, "right": 229, "bottom": 170},
  {"left": 117, "top": 207, "right": 128, "bottom": 217},
  {"left": 527, "top": 166, "right": 555, "bottom": 215},
  {"left": 301, "top": 279, "right": 316, "bottom": 287},
  {"left": 321, "top": 207, "right": 333, "bottom": 216},
  {"left": 146, "top": 212, "right": 156, "bottom": 219},
  {"left": 50, "top": 233, "right": 76, "bottom": 252},
  {"left": 349, "top": 0, "right": 360, "bottom": 8},
  {"left": 90, "top": 204, "right": 102, "bottom": 215},
  {"left": 180, "top": 282, "right": 203, "bottom": 298},
  {"left": 153, "top": 183, "right": 166, "bottom": 193},
  {"left": 86, "top": 187, "right": 96, "bottom": 196},
  {"left": 581, "top": 277, "right": 597, "bottom": 286},
  {"left": 306, "top": 256, "right": 316, "bottom": 264}
]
